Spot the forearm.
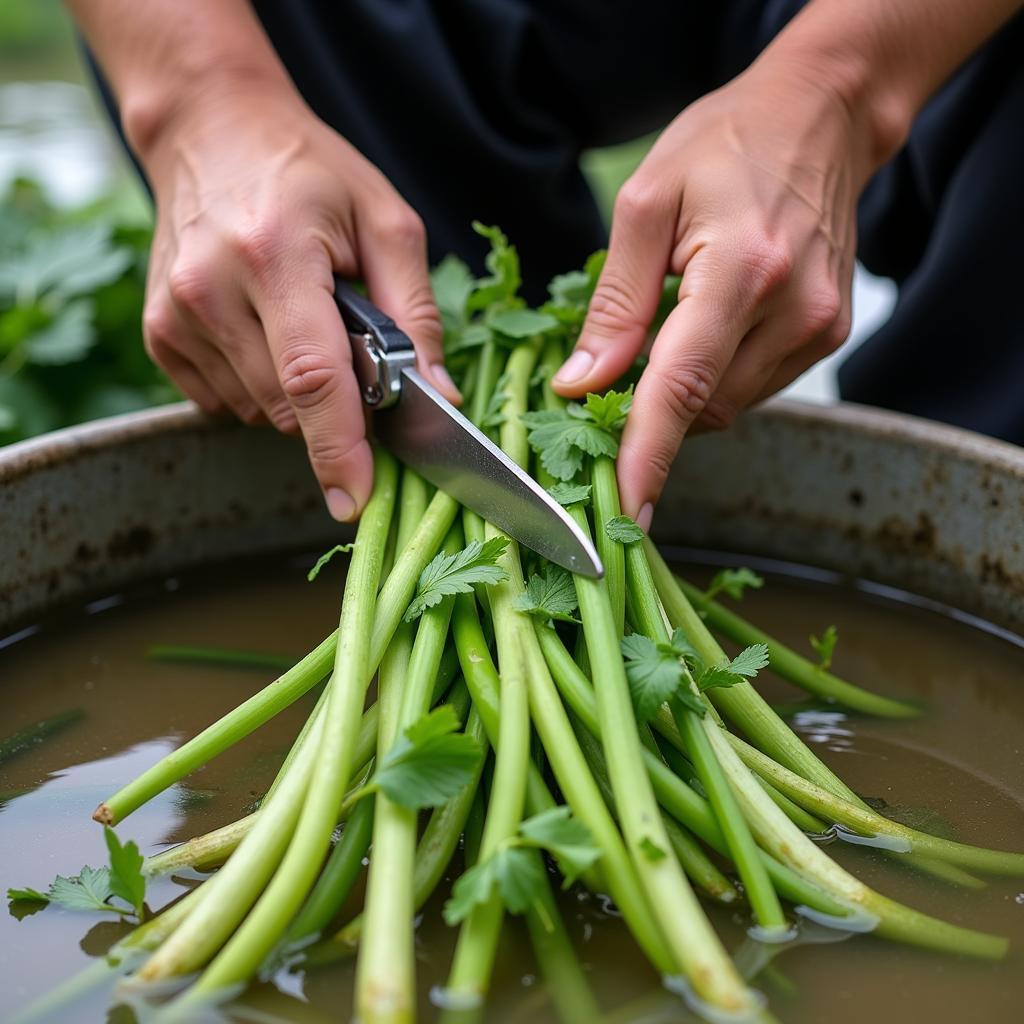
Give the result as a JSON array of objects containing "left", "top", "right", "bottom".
[
  {"left": 63, "top": 0, "right": 295, "bottom": 161},
  {"left": 761, "top": 0, "right": 1023, "bottom": 167}
]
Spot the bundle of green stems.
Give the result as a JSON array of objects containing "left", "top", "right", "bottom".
[{"left": 23, "top": 228, "right": 1023, "bottom": 1024}]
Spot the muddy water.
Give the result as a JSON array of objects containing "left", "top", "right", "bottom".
[{"left": 0, "top": 552, "right": 1022, "bottom": 1023}]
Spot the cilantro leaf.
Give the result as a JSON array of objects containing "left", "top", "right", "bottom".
[
  {"left": 105, "top": 828, "right": 145, "bottom": 918},
  {"left": 520, "top": 408, "right": 619, "bottom": 480},
  {"left": 513, "top": 566, "right": 580, "bottom": 624},
  {"left": 307, "top": 543, "right": 355, "bottom": 582},
  {"left": 6, "top": 887, "right": 48, "bottom": 904},
  {"left": 404, "top": 537, "right": 509, "bottom": 621},
  {"left": 604, "top": 515, "right": 644, "bottom": 544},
  {"left": 480, "top": 371, "right": 511, "bottom": 430},
  {"left": 48, "top": 866, "right": 120, "bottom": 914},
  {"left": 444, "top": 846, "right": 546, "bottom": 925},
  {"left": 620, "top": 633, "right": 686, "bottom": 721},
  {"left": 547, "top": 482, "right": 591, "bottom": 507},
  {"left": 519, "top": 806, "right": 600, "bottom": 886},
  {"left": 696, "top": 643, "right": 770, "bottom": 692},
  {"left": 809, "top": 625, "right": 838, "bottom": 671},
  {"left": 468, "top": 223, "right": 521, "bottom": 311},
  {"left": 638, "top": 836, "right": 667, "bottom": 862},
  {"left": 431, "top": 255, "right": 475, "bottom": 330},
  {"left": 373, "top": 706, "right": 483, "bottom": 809},
  {"left": 583, "top": 387, "right": 632, "bottom": 432},
  {"left": 486, "top": 307, "right": 559, "bottom": 340},
  {"left": 671, "top": 689, "right": 709, "bottom": 718},
  {"left": 705, "top": 568, "right": 764, "bottom": 602}
]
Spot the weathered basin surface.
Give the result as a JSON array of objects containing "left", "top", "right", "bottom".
[{"left": 1, "top": 400, "right": 1022, "bottom": 633}]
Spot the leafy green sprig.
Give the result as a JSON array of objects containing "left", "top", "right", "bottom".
[
  {"left": 7, "top": 827, "right": 146, "bottom": 918},
  {"left": 404, "top": 536, "right": 510, "bottom": 621},
  {"left": 444, "top": 807, "right": 600, "bottom": 925}
]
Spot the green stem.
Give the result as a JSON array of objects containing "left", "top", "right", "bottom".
[
  {"left": 592, "top": 456, "right": 625, "bottom": 636},
  {"left": 672, "top": 573, "right": 919, "bottom": 718},
  {"left": 357, "top": 521, "right": 462, "bottom": 1024},
  {"left": 569, "top": 508, "right": 755, "bottom": 1014},
  {"left": 169, "top": 452, "right": 400, "bottom": 1007},
  {"left": 97, "top": 484, "right": 457, "bottom": 827},
  {"left": 146, "top": 645, "right": 296, "bottom": 673},
  {"left": 647, "top": 544, "right": 990, "bottom": 887},
  {"left": 444, "top": 341, "right": 538, "bottom": 1008},
  {"left": 729, "top": 734, "right": 1024, "bottom": 876},
  {"left": 625, "top": 540, "right": 787, "bottom": 934}
]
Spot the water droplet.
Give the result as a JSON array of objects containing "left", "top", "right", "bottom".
[
  {"left": 1014, "top": 892, "right": 1024, "bottom": 905},
  {"left": 521, "top": 974, "right": 536, "bottom": 987}
]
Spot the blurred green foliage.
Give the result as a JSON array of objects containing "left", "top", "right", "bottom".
[{"left": 0, "top": 177, "right": 175, "bottom": 445}]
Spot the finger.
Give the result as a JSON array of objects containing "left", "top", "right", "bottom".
[
  {"left": 255, "top": 273, "right": 374, "bottom": 522},
  {"left": 616, "top": 246, "right": 777, "bottom": 524},
  {"left": 152, "top": 345, "right": 225, "bottom": 415},
  {"left": 698, "top": 280, "right": 849, "bottom": 424},
  {"left": 357, "top": 204, "right": 460, "bottom": 403},
  {"left": 552, "top": 180, "right": 675, "bottom": 396},
  {"left": 167, "top": 253, "right": 298, "bottom": 432},
  {"left": 176, "top": 332, "right": 265, "bottom": 425}
]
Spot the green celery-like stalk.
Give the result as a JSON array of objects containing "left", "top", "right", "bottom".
[
  {"left": 357, "top": 519, "right": 462, "bottom": 1023},
  {"left": 95, "top": 483, "right": 458, "bottom": 827},
  {"left": 568, "top": 504, "right": 757, "bottom": 1014},
  {"left": 443, "top": 341, "right": 538, "bottom": 1008},
  {"left": 624, "top": 540, "right": 787, "bottom": 935},
  {"left": 729, "top": 733, "right": 1024, "bottom": 876},
  {"left": 161, "top": 451, "right": 400, "bottom": 1008},
  {"left": 672, "top": 574, "right": 919, "bottom": 718}
]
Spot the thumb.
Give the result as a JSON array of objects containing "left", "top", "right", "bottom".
[
  {"left": 358, "top": 205, "right": 461, "bottom": 404},
  {"left": 552, "top": 182, "right": 674, "bottom": 396}
]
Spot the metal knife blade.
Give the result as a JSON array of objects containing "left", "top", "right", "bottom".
[{"left": 335, "top": 280, "right": 603, "bottom": 578}]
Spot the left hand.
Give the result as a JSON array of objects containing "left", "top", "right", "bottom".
[{"left": 552, "top": 55, "right": 877, "bottom": 529}]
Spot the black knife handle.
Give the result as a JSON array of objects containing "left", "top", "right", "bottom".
[{"left": 334, "top": 277, "right": 415, "bottom": 408}]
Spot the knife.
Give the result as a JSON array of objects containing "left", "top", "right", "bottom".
[{"left": 334, "top": 280, "right": 603, "bottom": 578}]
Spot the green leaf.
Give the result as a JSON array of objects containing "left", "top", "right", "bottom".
[
  {"left": 638, "top": 836, "right": 667, "bottom": 862},
  {"left": 696, "top": 643, "right": 770, "bottom": 692},
  {"left": 6, "top": 887, "right": 48, "bottom": 904},
  {"left": 486, "top": 307, "right": 559, "bottom": 339},
  {"left": 518, "top": 806, "right": 600, "bottom": 886},
  {"left": 445, "top": 321, "right": 493, "bottom": 357},
  {"left": 307, "top": 543, "right": 355, "bottom": 582},
  {"left": 620, "top": 633, "right": 685, "bottom": 721},
  {"left": 373, "top": 706, "right": 483, "bottom": 809},
  {"left": 583, "top": 387, "right": 633, "bottom": 432},
  {"left": 24, "top": 300, "right": 95, "bottom": 365},
  {"left": 0, "top": 222, "right": 132, "bottom": 301},
  {"left": 404, "top": 537, "right": 509, "bottom": 621},
  {"left": 547, "top": 482, "right": 591, "bottom": 507},
  {"left": 468, "top": 222, "right": 521, "bottom": 311},
  {"left": 444, "top": 846, "right": 546, "bottom": 925},
  {"left": 431, "top": 255, "right": 475, "bottom": 328},
  {"left": 672, "top": 689, "right": 708, "bottom": 718},
  {"left": 520, "top": 408, "right": 619, "bottom": 480},
  {"left": 480, "top": 371, "right": 511, "bottom": 429},
  {"left": 513, "top": 566, "right": 580, "bottom": 624},
  {"left": 604, "top": 515, "right": 644, "bottom": 544},
  {"left": 104, "top": 828, "right": 146, "bottom": 918},
  {"left": 47, "top": 866, "right": 118, "bottom": 914},
  {"left": 809, "top": 625, "right": 838, "bottom": 672},
  {"left": 705, "top": 568, "right": 764, "bottom": 602}
]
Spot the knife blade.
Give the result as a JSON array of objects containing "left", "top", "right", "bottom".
[{"left": 335, "top": 280, "right": 603, "bottom": 578}]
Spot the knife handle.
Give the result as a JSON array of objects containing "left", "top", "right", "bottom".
[{"left": 334, "top": 278, "right": 416, "bottom": 409}]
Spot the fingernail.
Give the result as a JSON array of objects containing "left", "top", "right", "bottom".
[
  {"left": 553, "top": 349, "right": 594, "bottom": 385},
  {"left": 430, "top": 363, "right": 458, "bottom": 397},
  {"left": 326, "top": 487, "right": 356, "bottom": 522},
  {"left": 636, "top": 502, "right": 654, "bottom": 533}
]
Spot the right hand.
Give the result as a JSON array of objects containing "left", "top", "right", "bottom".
[{"left": 137, "top": 80, "right": 458, "bottom": 521}]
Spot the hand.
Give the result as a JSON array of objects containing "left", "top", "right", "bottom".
[
  {"left": 138, "top": 80, "right": 458, "bottom": 521},
  {"left": 552, "top": 58, "right": 876, "bottom": 529}
]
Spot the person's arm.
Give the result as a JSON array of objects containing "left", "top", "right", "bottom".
[
  {"left": 553, "top": 0, "right": 1022, "bottom": 529},
  {"left": 65, "top": 0, "right": 458, "bottom": 521}
]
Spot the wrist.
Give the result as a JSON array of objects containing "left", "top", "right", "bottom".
[
  {"left": 121, "top": 58, "right": 295, "bottom": 168},
  {"left": 758, "top": 16, "right": 917, "bottom": 175}
]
